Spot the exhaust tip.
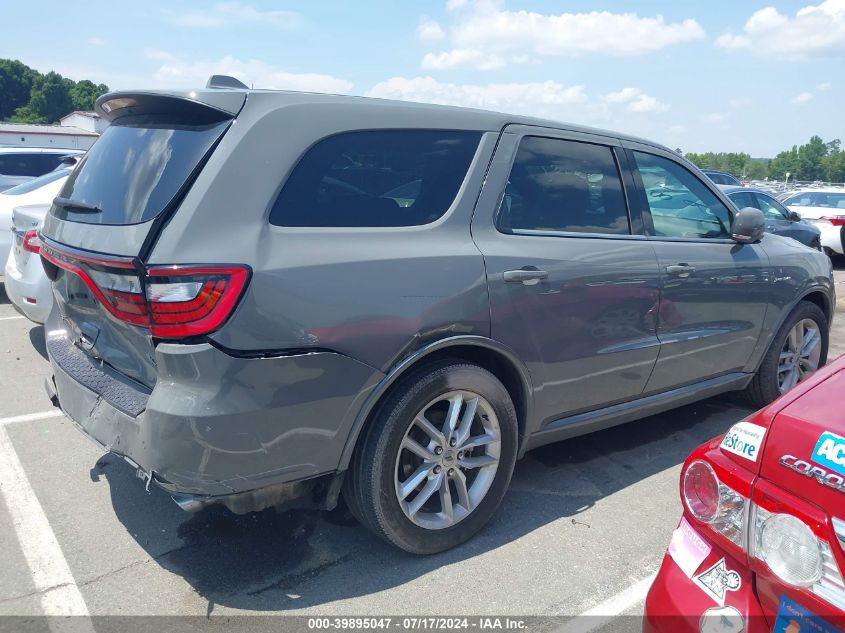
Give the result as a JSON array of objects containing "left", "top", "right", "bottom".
[{"left": 170, "top": 493, "right": 209, "bottom": 513}]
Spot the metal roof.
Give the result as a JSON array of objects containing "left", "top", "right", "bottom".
[{"left": 0, "top": 123, "right": 98, "bottom": 136}]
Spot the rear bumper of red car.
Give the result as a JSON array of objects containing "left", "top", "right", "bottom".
[{"left": 643, "top": 551, "right": 769, "bottom": 633}]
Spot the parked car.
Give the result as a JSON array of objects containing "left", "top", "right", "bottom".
[
  {"left": 5, "top": 204, "right": 51, "bottom": 323},
  {"left": 720, "top": 185, "right": 822, "bottom": 250},
  {"left": 782, "top": 189, "right": 845, "bottom": 256},
  {"left": 702, "top": 170, "right": 741, "bottom": 186},
  {"left": 644, "top": 354, "right": 845, "bottom": 633},
  {"left": 0, "top": 161, "right": 77, "bottom": 280},
  {"left": 39, "top": 79, "right": 835, "bottom": 554},
  {"left": 0, "top": 147, "right": 83, "bottom": 192}
]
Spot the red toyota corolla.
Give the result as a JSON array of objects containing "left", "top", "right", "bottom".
[{"left": 644, "top": 354, "right": 845, "bottom": 633}]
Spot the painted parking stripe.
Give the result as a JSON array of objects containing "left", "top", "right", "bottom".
[
  {"left": 0, "top": 315, "right": 26, "bottom": 321},
  {"left": 555, "top": 573, "right": 657, "bottom": 633},
  {"left": 0, "top": 410, "right": 64, "bottom": 427},
  {"left": 0, "top": 426, "right": 94, "bottom": 629}
]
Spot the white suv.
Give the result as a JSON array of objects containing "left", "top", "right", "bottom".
[{"left": 782, "top": 188, "right": 845, "bottom": 255}]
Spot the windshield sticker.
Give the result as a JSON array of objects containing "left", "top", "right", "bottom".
[
  {"left": 668, "top": 517, "right": 712, "bottom": 578},
  {"left": 720, "top": 422, "right": 766, "bottom": 462},
  {"left": 812, "top": 431, "right": 845, "bottom": 478},
  {"left": 693, "top": 558, "right": 741, "bottom": 606},
  {"left": 774, "top": 594, "right": 842, "bottom": 633}
]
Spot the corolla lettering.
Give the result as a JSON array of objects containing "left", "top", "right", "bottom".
[{"left": 780, "top": 454, "right": 845, "bottom": 495}]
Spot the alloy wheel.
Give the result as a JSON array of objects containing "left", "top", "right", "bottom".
[{"left": 778, "top": 318, "right": 822, "bottom": 393}]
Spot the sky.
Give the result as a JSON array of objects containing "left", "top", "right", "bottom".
[{"left": 4, "top": 0, "right": 844, "bottom": 156}]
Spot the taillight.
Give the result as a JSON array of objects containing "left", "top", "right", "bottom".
[
  {"left": 40, "top": 240, "right": 250, "bottom": 338},
  {"left": 821, "top": 215, "right": 845, "bottom": 227},
  {"left": 682, "top": 460, "right": 748, "bottom": 548},
  {"left": 22, "top": 230, "right": 41, "bottom": 254},
  {"left": 145, "top": 266, "right": 249, "bottom": 337}
]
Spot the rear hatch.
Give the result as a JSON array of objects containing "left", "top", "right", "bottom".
[{"left": 40, "top": 91, "right": 245, "bottom": 389}]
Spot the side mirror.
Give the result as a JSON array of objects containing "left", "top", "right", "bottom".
[
  {"left": 789, "top": 211, "right": 802, "bottom": 222},
  {"left": 731, "top": 207, "right": 766, "bottom": 244}
]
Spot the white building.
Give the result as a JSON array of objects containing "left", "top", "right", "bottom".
[{"left": 0, "top": 111, "right": 107, "bottom": 150}]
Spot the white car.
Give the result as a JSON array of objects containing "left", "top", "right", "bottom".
[
  {"left": 0, "top": 165, "right": 74, "bottom": 279},
  {"left": 5, "top": 204, "right": 51, "bottom": 323},
  {"left": 782, "top": 187, "right": 845, "bottom": 256},
  {"left": 0, "top": 147, "right": 83, "bottom": 192}
]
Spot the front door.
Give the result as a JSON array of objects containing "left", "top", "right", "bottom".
[
  {"left": 471, "top": 128, "right": 662, "bottom": 427},
  {"left": 626, "top": 148, "right": 770, "bottom": 393}
]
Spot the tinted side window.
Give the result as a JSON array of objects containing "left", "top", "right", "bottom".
[
  {"left": 0, "top": 154, "right": 44, "bottom": 177},
  {"left": 633, "top": 152, "right": 732, "bottom": 239},
  {"left": 270, "top": 130, "right": 481, "bottom": 227},
  {"left": 754, "top": 193, "right": 790, "bottom": 220},
  {"left": 497, "top": 136, "right": 630, "bottom": 235},
  {"left": 728, "top": 191, "right": 756, "bottom": 211}
]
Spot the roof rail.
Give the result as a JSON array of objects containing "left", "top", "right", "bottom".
[{"left": 206, "top": 75, "right": 249, "bottom": 90}]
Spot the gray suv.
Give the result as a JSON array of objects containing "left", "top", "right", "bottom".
[{"left": 40, "top": 79, "right": 835, "bottom": 554}]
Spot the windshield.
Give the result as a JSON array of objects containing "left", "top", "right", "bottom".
[
  {"left": 53, "top": 119, "right": 230, "bottom": 225},
  {"left": 784, "top": 191, "right": 845, "bottom": 209},
  {"left": 2, "top": 167, "right": 72, "bottom": 195}
]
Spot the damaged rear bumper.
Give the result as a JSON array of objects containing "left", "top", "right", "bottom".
[{"left": 46, "top": 323, "right": 383, "bottom": 512}]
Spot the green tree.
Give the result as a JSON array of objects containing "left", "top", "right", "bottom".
[
  {"left": 12, "top": 71, "right": 73, "bottom": 124},
  {"left": 69, "top": 79, "right": 109, "bottom": 111},
  {"left": 0, "top": 59, "right": 38, "bottom": 120},
  {"left": 769, "top": 147, "right": 799, "bottom": 181},
  {"left": 796, "top": 135, "right": 828, "bottom": 181}
]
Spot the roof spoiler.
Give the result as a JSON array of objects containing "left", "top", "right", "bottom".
[{"left": 206, "top": 75, "right": 249, "bottom": 90}]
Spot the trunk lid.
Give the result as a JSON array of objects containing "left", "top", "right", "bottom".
[
  {"left": 11, "top": 204, "right": 48, "bottom": 270},
  {"left": 40, "top": 90, "right": 244, "bottom": 389}
]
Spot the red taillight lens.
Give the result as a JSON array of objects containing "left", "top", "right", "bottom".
[
  {"left": 40, "top": 242, "right": 250, "bottom": 338},
  {"left": 146, "top": 266, "right": 249, "bottom": 337},
  {"left": 821, "top": 215, "right": 845, "bottom": 226},
  {"left": 22, "top": 230, "right": 41, "bottom": 254},
  {"left": 683, "top": 460, "right": 720, "bottom": 523}
]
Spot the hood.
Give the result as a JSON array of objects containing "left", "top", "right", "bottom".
[{"left": 758, "top": 360, "right": 845, "bottom": 510}]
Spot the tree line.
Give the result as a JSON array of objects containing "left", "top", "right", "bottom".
[
  {"left": 0, "top": 59, "right": 109, "bottom": 124},
  {"left": 685, "top": 135, "right": 845, "bottom": 183}
]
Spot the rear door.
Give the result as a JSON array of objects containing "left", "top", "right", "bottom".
[
  {"left": 625, "top": 147, "right": 770, "bottom": 392},
  {"left": 39, "top": 93, "right": 243, "bottom": 388},
  {"left": 471, "top": 126, "right": 662, "bottom": 427}
]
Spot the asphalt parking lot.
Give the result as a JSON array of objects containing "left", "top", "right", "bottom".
[{"left": 1, "top": 260, "right": 844, "bottom": 632}]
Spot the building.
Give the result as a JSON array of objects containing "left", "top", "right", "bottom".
[{"left": 0, "top": 111, "right": 106, "bottom": 150}]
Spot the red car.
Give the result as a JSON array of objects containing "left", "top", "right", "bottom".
[{"left": 644, "top": 354, "right": 845, "bottom": 633}]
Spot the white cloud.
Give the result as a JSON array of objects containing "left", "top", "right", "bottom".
[
  {"left": 715, "top": 0, "right": 845, "bottom": 61},
  {"left": 603, "top": 87, "right": 669, "bottom": 113},
  {"left": 87, "top": 37, "right": 107, "bottom": 46},
  {"left": 705, "top": 112, "right": 728, "bottom": 124},
  {"left": 667, "top": 125, "right": 687, "bottom": 135},
  {"left": 168, "top": 2, "right": 300, "bottom": 29},
  {"left": 152, "top": 54, "right": 353, "bottom": 93},
  {"left": 366, "top": 76, "right": 587, "bottom": 115},
  {"left": 420, "top": 3, "right": 705, "bottom": 70},
  {"left": 417, "top": 18, "right": 446, "bottom": 42},
  {"left": 791, "top": 91, "right": 815, "bottom": 103},
  {"left": 818, "top": 81, "right": 833, "bottom": 90}
]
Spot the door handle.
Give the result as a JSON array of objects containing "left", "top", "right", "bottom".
[
  {"left": 503, "top": 268, "right": 549, "bottom": 285},
  {"left": 665, "top": 264, "right": 696, "bottom": 278}
]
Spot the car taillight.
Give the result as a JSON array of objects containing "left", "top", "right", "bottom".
[
  {"left": 40, "top": 241, "right": 250, "bottom": 338},
  {"left": 22, "top": 230, "right": 41, "bottom": 254},
  {"left": 681, "top": 459, "right": 749, "bottom": 550},
  {"left": 750, "top": 496, "right": 845, "bottom": 610},
  {"left": 820, "top": 215, "right": 845, "bottom": 227}
]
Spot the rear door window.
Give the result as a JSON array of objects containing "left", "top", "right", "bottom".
[
  {"left": 269, "top": 130, "right": 481, "bottom": 227},
  {"left": 728, "top": 191, "right": 756, "bottom": 211},
  {"left": 53, "top": 119, "right": 230, "bottom": 225},
  {"left": 497, "top": 136, "right": 630, "bottom": 235}
]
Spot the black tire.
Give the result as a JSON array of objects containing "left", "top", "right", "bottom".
[
  {"left": 743, "top": 300, "right": 829, "bottom": 408},
  {"left": 345, "top": 359, "right": 518, "bottom": 554}
]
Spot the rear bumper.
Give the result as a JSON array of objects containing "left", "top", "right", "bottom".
[
  {"left": 643, "top": 546, "right": 768, "bottom": 633},
  {"left": 818, "top": 224, "right": 844, "bottom": 255},
  {"left": 4, "top": 251, "right": 53, "bottom": 324},
  {"left": 46, "top": 314, "right": 384, "bottom": 508}
]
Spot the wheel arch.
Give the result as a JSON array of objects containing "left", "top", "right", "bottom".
[{"left": 337, "top": 336, "right": 535, "bottom": 471}]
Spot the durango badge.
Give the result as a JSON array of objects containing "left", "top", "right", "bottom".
[
  {"left": 812, "top": 431, "right": 845, "bottom": 478},
  {"left": 720, "top": 422, "right": 766, "bottom": 462}
]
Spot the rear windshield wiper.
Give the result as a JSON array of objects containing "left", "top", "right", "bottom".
[{"left": 53, "top": 197, "right": 103, "bottom": 214}]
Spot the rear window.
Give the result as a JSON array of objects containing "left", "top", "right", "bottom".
[
  {"left": 0, "top": 153, "right": 54, "bottom": 177},
  {"left": 53, "top": 119, "right": 229, "bottom": 225},
  {"left": 3, "top": 167, "right": 71, "bottom": 195},
  {"left": 269, "top": 130, "right": 481, "bottom": 227}
]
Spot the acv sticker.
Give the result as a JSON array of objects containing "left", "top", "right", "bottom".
[
  {"left": 720, "top": 422, "right": 766, "bottom": 462},
  {"left": 694, "top": 558, "right": 742, "bottom": 605},
  {"left": 812, "top": 431, "right": 845, "bottom": 478}
]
